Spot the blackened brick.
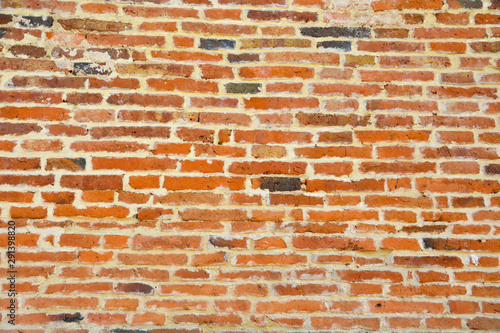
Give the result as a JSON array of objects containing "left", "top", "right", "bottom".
[
  {"left": 423, "top": 238, "right": 440, "bottom": 249},
  {"left": 200, "top": 38, "right": 235, "bottom": 50},
  {"left": 226, "top": 83, "right": 261, "bottom": 94},
  {"left": 318, "top": 40, "right": 351, "bottom": 51},
  {"left": 259, "top": 177, "right": 301, "bottom": 192},
  {"left": 300, "top": 27, "right": 371, "bottom": 38},
  {"left": 20, "top": 16, "right": 54, "bottom": 28},
  {"left": 64, "top": 312, "right": 84, "bottom": 323}
]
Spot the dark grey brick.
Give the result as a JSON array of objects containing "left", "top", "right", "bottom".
[
  {"left": 73, "top": 62, "right": 112, "bottom": 75},
  {"left": 20, "top": 16, "right": 54, "bottom": 28},
  {"left": 259, "top": 177, "right": 301, "bottom": 192},
  {"left": 228, "top": 53, "right": 260, "bottom": 63},
  {"left": 200, "top": 38, "right": 235, "bottom": 50},
  {"left": 226, "top": 83, "right": 261, "bottom": 94},
  {"left": 300, "top": 27, "right": 371, "bottom": 38},
  {"left": 317, "top": 40, "right": 351, "bottom": 51},
  {"left": 63, "top": 313, "right": 83, "bottom": 323},
  {"left": 0, "top": 28, "right": 6, "bottom": 39},
  {"left": 454, "top": 0, "right": 483, "bottom": 8}
]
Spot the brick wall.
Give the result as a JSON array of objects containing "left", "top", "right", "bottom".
[{"left": 0, "top": 0, "right": 499, "bottom": 331}]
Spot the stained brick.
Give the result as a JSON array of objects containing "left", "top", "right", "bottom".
[
  {"left": 259, "top": 177, "right": 301, "bottom": 192},
  {"left": 73, "top": 63, "right": 112, "bottom": 75},
  {"left": 317, "top": 40, "right": 351, "bottom": 50},
  {"left": 448, "top": 0, "right": 483, "bottom": 8},
  {"left": 199, "top": 38, "right": 235, "bottom": 50},
  {"left": 300, "top": 27, "right": 371, "bottom": 38},
  {"left": 228, "top": 53, "right": 260, "bottom": 63},
  {"left": 226, "top": 83, "right": 261, "bottom": 94},
  {"left": 20, "top": 16, "right": 54, "bottom": 28}
]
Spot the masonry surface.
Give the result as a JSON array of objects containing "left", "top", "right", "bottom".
[{"left": 0, "top": 0, "right": 499, "bottom": 331}]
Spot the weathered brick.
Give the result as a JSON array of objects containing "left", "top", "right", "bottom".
[
  {"left": 485, "top": 164, "right": 500, "bottom": 175},
  {"left": 9, "top": 45, "right": 46, "bottom": 58},
  {"left": 199, "top": 38, "right": 235, "bottom": 50},
  {"left": 226, "top": 83, "right": 261, "bottom": 94},
  {"left": 317, "top": 40, "right": 351, "bottom": 50},
  {"left": 300, "top": 27, "right": 371, "bottom": 38},
  {"left": 73, "top": 63, "right": 112, "bottom": 75},
  {"left": 116, "top": 63, "right": 194, "bottom": 76},
  {"left": 115, "top": 283, "right": 154, "bottom": 295},
  {"left": 0, "top": 14, "right": 12, "bottom": 24},
  {"left": 247, "top": 10, "right": 317, "bottom": 22},
  {"left": 228, "top": 53, "right": 260, "bottom": 63},
  {"left": 296, "top": 112, "right": 370, "bottom": 127},
  {"left": 20, "top": 16, "right": 54, "bottom": 28},
  {"left": 59, "top": 19, "right": 132, "bottom": 32},
  {"left": 258, "top": 177, "right": 301, "bottom": 192},
  {"left": 448, "top": 0, "right": 483, "bottom": 8}
]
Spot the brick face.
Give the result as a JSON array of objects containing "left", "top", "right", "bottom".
[{"left": 0, "top": 0, "right": 499, "bottom": 331}]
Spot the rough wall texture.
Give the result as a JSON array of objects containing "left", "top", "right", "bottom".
[{"left": 0, "top": 0, "right": 499, "bottom": 331}]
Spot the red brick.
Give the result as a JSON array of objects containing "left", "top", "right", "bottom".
[
  {"left": 257, "top": 300, "right": 327, "bottom": 313},
  {"left": 229, "top": 161, "right": 307, "bottom": 175},
  {"left": 92, "top": 157, "right": 176, "bottom": 171},
  {"left": 54, "top": 205, "right": 129, "bottom": 218},
  {"left": 467, "top": 317, "right": 500, "bottom": 330},
  {"left": 81, "top": 3, "right": 117, "bottom": 14},
  {"left": 369, "top": 300, "right": 445, "bottom": 313},
  {"left": 204, "top": 8, "right": 242, "bottom": 20},
  {"left": 293, "top": 236, "right": 376, "bottom": 251},
  {"left": 244, "top": 97, "right": 319, "bottom": 110},
  {"left": 240, "top": 66, "right": 313, "bottom": 79},
  {"left": 173, "top": 314, "right": 242, "bottom": 326},
  {"left": 148, "top": 78, "right": 218, "bottom": 93},
  {"left": 311, "top": 317, "right": 380, "bottom": 330}
]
